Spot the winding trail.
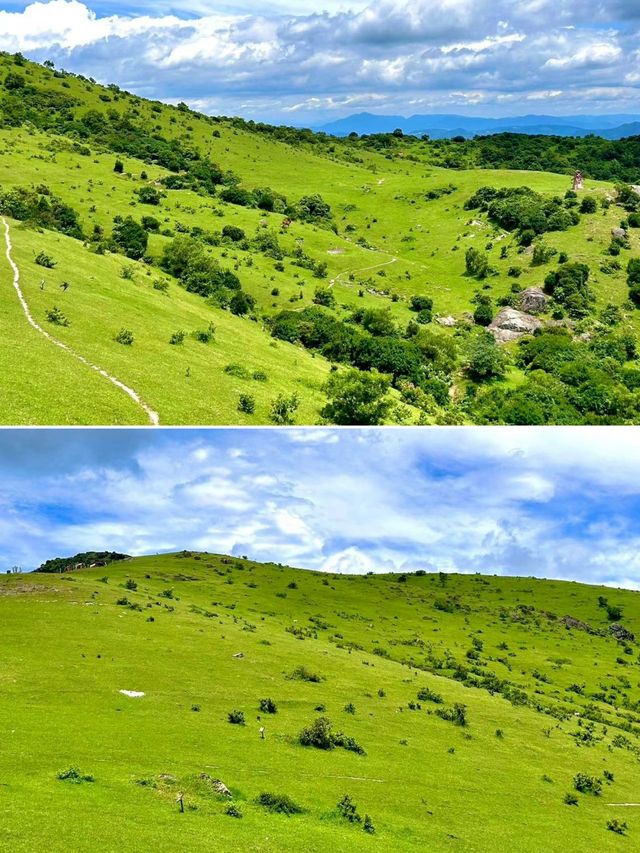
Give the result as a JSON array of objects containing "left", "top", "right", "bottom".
[
  {"left": 2, "top": 217, "right": 160, "bottom": 426},
  {"left": 329, "top": 254, "right": 398, "bottom": 289}
]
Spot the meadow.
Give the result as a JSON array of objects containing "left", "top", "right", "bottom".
[
  {"left": 1, "top": 552, "right": 639, "bottom": 851},
  {"left": 0, "top": 52, "right": 639, "bottom": 424}
]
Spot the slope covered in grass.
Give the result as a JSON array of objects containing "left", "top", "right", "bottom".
[
  {"left": 1, "top": 51, "right": 640, "bottom": 423},
  {"left": 2, "top": 552, "right": 639, "bottom": 851}
]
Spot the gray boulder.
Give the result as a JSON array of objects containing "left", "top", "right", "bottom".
[
  {"left": 612, "top": 227, "right": 627, "bottom": 240},
  {"left": 489, "top": 308, "right": 542, "bottom": 343},
  {"left": 519, "top": 287, "right": 548, "bottom": 315},
  {"left": 436, "top": 315, "right": 457, "bottom": 327}
]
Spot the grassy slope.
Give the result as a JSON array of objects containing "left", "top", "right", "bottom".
[
  {"left": 2, "top": 553, "right": 639, "bottom": 852},
  {"left": 0, "top": 56, "right": 638, "bottom": 423}
]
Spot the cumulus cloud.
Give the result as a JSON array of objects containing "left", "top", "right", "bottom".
[
  {"left": 1, "top": 428, "right": 640, "bottom": 590},
  {"left": 0, "top": 1, "right": 637, "bottom": 122}
]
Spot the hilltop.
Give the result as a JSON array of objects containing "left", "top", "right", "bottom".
[
  {"left": 2, "top": 52, "right": 640, "bottom": 424},
  {"left": 2, "top": 551, "right": 640, "bottom": 851}
]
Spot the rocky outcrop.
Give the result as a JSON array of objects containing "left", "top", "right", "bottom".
[
  {"left": 519, "top": 287, "right": 548, "bottom": 315},
  {"left": 489, "top": 308, "right": 542, "bottom": 343},
  {"left": 609, "top": 623, "right": 635, "bottom": 643},
  {"left": 560, "top": 615, "right": 597, "bottom": 634},
  {"left": 436, "top": 315, "right": 457, "bottom": 327},
  {"left": 612, "top": 227, "right": 627, "bottom": 240}
]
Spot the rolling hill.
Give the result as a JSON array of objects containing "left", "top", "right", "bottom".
[
  {"left": 2, "top": 51, "right": 640, "bottom": 424},
  {"left": 1, "top": 551, "right": 639, "bottom": 851}
]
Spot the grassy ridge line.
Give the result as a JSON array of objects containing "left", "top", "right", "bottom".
[{"left": 1, "top": 553, "right": 638, "bottom": 851}]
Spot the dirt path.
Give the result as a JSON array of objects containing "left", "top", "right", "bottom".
[
  {"left": 329, "top": 254, "right": 398, "bottom": 289},
  {"left": 2, "top": 217, "right": 160, "bottom": 426}
]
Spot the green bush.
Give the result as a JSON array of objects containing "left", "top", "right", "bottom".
[
  {"left": 46, "top": 306, "right": 69, "bottom": 327},
  {"left": 270, "top": 392, "right": 300, "bottom": 425},
  {"left": 259, "top": 698, "right": 277, "bottom": 714},
  {"left": 114, "top": 328, "right": 134, "bottom": 346},
  {"left": 238, "top": 394, "right": 255, "bottom": 415},
  {"left": 573, "top": 773, "right": 602, "bottom": 795},
  {"left": 35, "top": 250, "right": 56, "bottom": 268},
  {"left": 169, "top": 330, "right": 186, "bottom": 345},
  {"left": 57, "top": 767, "right": 94, "bottom": 784},
  {"left": 256, "top": 792, "right": 305, "bottom": 815},
  {"left": 228, "top": 710, "right": 245, "bottom": 725}
]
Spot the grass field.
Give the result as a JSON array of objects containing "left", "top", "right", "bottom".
[
  {"left": 2, "top": 552, "right": 639, "bottom": 851},
  {"left": 0, "top": 54, "right": 639, "bottom": 423}
]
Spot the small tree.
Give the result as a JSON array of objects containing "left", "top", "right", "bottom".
[
  {"left": 114, "top": 159, "right": 124, "bottom": 174},
  {"left": 466, "top": 333, "right": 506, "bottom": 380},
  {"left": 270, "top": 392, "right": 300, "bottom": 425},
  {"left": 321, "top": 369, "right": 392, "bottom": 426}
]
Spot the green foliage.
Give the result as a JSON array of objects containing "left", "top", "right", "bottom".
[
  {"left": 35, "top": 250, "right": 56, "bottom": 268},
  {"left": 544, "top": 263, "right": 593, "bottom": 318},
  {"left": 256, "top": 792, "right": 305, "bottom": 815},
  {"left": 57, "top": 767, "right": 94, "bottom": 784},
  {"left": 573, "top": 773, "right": 602, "bottom": 795},
  {"left": 36, "top": 551, "right": 129, "bottom": 573},
  {"left": 227, "top": 709, "right": 245, "bottom": 725},
  {"left": 259, "top": 698, "right": 277, "bottom": 714},
  {"left": 114, "top": 328, "right": 134, "bottom": 346},
  {"left": 270, "top": 392, "right": 300, "bottom": 425},
  {"left": 0, "top": 186, "right": 83, "bottom": 239},
  {"left": 46, "top": 305, "right": 69, "bottom": 327},
  {"left": 238, "top": 394, "right": 255, "bottom": 415},
  {"left": 321, "top": 369, "right": 392, "bottom": 426},
  {"left": 465, "top": 247, "right": 490, "bottom": 279},
  {"left": 466, "top": 333, "right": 506, "bottom": 380},
  {"left": 111, "top": 216, "right": 148, "bottom": 260}
]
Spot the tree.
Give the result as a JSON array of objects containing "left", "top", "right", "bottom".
[
  {"left": 114, "top": 159, "right": 124, "bottom": 174},
  {"left": 111, "top": 217, "right": 148, "bottom": 260},
  {"left": 321, "top": 369, "right": 392, "bottom": 426},
  {"left": 465, "top": 247, "right": 490, "bottom": 279},
  {"left": 229, "top": 290, "right": 255, "bottom": 316},
  {"left": 466, "top": 333, "right": 506, "bottom": 380}
]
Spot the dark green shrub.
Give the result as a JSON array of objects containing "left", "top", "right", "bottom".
[
  {"left": 46, "top": 306, "right": 69, "bottom": 327},
  {"left": 337, "top": 794, "right": 361, "bottom": 823},
  {"left": 57, "top": 767, "right": 94, "bottom": 783},
  {"left": 114, "top": 328, "right": 134, "bottom": 346},
  {"left": 35, "top": 250, "right": 56, "bottom": 268},
  {"left": 256, "top": 792, "right": 305, "bottom": 815},
  {"left": 259, "top": 698, "right": 277, "bottom": 714},
  {"left": 169, "top": 330, "right": 186, "bottom": 345},
  {"left": 238, "top": 394, "right": 255, "bottom": 414},
  {"left": 288, "top": 665, "right": 323, "bottom": 683},
  {"left": 573, "top": 773, "right": 602, "bottom": 795},
  {"left": 607, "top": 819, "right": 627, "bottom": 835},
  {"left": 228, "top": 710, "right": 245, "bottom": 725}
]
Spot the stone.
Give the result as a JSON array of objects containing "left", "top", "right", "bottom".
[
  {"left": 436, "top": 315, "right": 457, "bottom": 327},
  {"left": 519, "top": 287, "right": 548, "bottom": 314},
  {"left": 488, "top": 308, "right": 542, "bottom": 343},
  {"left": 609, "top": 623, "right": 635, "bottom": 643},
  {"left": 612, "top": 227, "right": 627, "bottom": 240}
]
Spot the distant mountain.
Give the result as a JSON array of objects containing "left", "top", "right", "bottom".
[{"left": 314, "top": 112, "right": 640, "bottom": 140}]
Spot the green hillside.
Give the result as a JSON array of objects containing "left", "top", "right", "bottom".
[
  {"left": 1, "top": 52, "right": 640, "bottom": 424},
  {"left": 2, "top": 552, "right": 640, "bottom": 851}
]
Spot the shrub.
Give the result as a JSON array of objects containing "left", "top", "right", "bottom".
[
  {"left": 228, "top": 710, "right": 245, "bottom": 725},
  {"left": 238, "top": 394, "right": 255, "bottom": 415},
  {"left": 417, "top": 687, "right": 443, "bottom": 704},
  {"left": 344, "top": 703, "right": 356, "bottom": 715},
  {"left": 436, "top": 703, "right": 468, "bottom": 727},
  {"left": 321, "top": 369, "right": 391, "bottom": 426},
  {"left": 226, "top": 804, "right": 242, "bottom": 818},
  {"left": 299, "top": 717, "right": 334, "bottom": 750},
  {"left": 363, "top": 815, "right": 375, "bottom": 834},
  {"left": 606, "top": 604, "right": 623, "bottom": 622},
  {"left": 256, "top": 792, "right": 305, "bottom": 815},
  {"left": 141, "top": 215, "right": 160, "bottom": 232},
  {"left": 287, "top": 665, "right": 323, "bottom": 683},
  {"left": 580, "top": 196, "right": 597, "bottom": 214},
  {"left": 193, "top": 323, "right": 216, "bottom": 344},
  {"left": 124, "top": 579, "right": 137, "bottom": 591},
  {"left": 114, "top": 160, "right": 124, "bottom": 174},
  {"left": 465, "top": 247, "right": 490, "bottom": 279},
  {"left": 229, "top": 290, "right": 256, "bottom": 316},
  {"left": 473, "top": 301, "right": 494, "bottom": 327},
  {"left": 222, "top": 225, "right": 246, "bottom": 242},
  {"left": 259, "top": 698, "right": 277, "bottom": 714},
  {"left": 114, "top": 328, "right": 134, "bottom": 346},
  {"left": 564, "top": 793, "right": 578, "bottom": 806},
  {"left": 57, "top": 767, "right": 94, "bottom": 783},
  {"left": 466, "top": 333, "right": 506, "bottom": 380},
  {"left": 224, "top": 363, "right": 250, "bottom": 379},
  {"left": 337, "top": 794, "right": 362, "bottom": 823},
  {"left": 313, "top": 287, "right": 336, "bottom": 308},
  {"left": 607, "top": 819, "right": 627, "bottom": 835},
  {"left": 169, "top": 330, "right": 186, "bottom": 345},
  {"left": 112, "top": 217, "right": 148, "bottom": 260},
  {"left": 136, "top": 186, "right": 162, "bottom": 205},
  {"left": 46, "top": 306, "right": 69, "bottom": 327},
  {"left": 573, "top": 773, "right": 602, "bottom": 795},
  {"left": 270, "top": 392, "right": 300, "bottom": 425},
  {"left": 35, "top": 250, "right": 56, "bottom": 268}
]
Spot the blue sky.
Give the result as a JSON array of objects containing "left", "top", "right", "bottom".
[
  {"left": 2, "top": 427, "right": 640, "bottom": 589},
  {"left": 0, "top": 1, "right": 638, "bottom": 123}
]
